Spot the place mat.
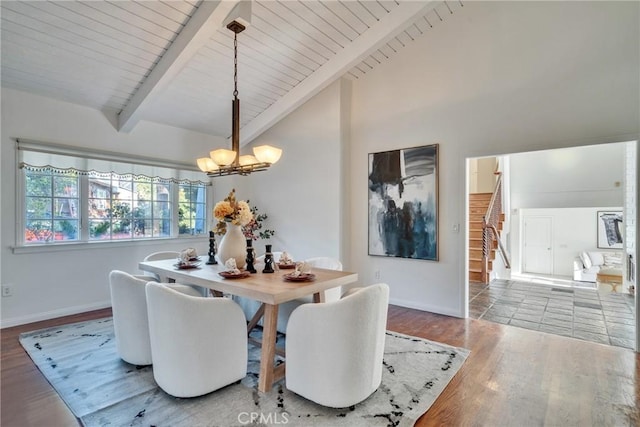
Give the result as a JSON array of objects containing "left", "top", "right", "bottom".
[
  {"left": 219, "top": 271, "right": 251, "bottom": 279},
  {"left": 283, "top": 273, "right": 316, "bottom": 282}
]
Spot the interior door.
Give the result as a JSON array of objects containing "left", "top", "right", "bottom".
[{"left": 523, "top": 216, "right": 553, "bottom": 275}]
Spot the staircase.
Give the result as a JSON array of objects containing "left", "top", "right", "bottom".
[{"left": 469, "top": 193, "right": 501, "bottom": 283}]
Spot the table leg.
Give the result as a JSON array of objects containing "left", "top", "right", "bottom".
[
  {"left": 247, "top": 303, "right": 265, "bottom": 334},
  {"left": 258, "top": 303, "right": 278, "bottom": 392}
]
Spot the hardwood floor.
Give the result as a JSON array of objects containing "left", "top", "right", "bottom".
[
  {"left": 1, "top": 308, "right": 112, "bottom": 427},
  {"left": 2, "top": 305, "right": 638, "bottom": 426}
]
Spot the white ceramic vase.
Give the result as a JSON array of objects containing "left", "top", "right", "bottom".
[{"left": 216, "top": 223, "right": 247, "bottom": 269}]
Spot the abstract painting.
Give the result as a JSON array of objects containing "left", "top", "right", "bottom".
[
  {"left": 597, "top": 210, "right": 623, "bottom": 249},
  {"left": 368, "top": 144, "right": 438, "bottom": 260}
]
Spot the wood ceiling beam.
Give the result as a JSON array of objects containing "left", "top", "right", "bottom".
[
  {"left": 238, "top": 1, "right": 437, "bottom": 146},
  {"left": 117, "top": 0, "right": 241, "bottom": 133}
]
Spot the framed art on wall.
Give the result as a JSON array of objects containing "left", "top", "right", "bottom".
[
  {"left": 597, "top": 210, "right": 623, "bottom": 249},
  {"left": 368, "top": 144, "right": 439, "bottom": 261}
]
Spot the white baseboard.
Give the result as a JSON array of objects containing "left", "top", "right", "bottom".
[
  {"left": 1, "top": 301, "right": 112, "bottom": 329},
  {"left": 389, "top": 297, "right": 464, "bottom": 318},
  {"left": 2, "top": 298, "right": 463, "bottom": 328}
]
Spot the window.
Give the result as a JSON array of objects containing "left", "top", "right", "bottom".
[
  {"left": 88, "top": 174, "right": 173, "bottom": 240},
  {"left": 25, "top": 169, "right": 80, "bottom": 243},
  {"left": 18, "top": 139, "right": 209, "bottom": 246},
  {"left": 179, "top": 183, "right": 207, "bottom": 236}
]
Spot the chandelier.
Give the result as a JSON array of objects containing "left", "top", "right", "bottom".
[{"left": 197, "top": 20, "right": 282, "bottom": 177}]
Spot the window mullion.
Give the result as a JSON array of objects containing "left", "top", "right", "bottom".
[
  {"left": 80, "top": 175, "right": 89, "bottom": 242},
  {"left": 171, "top": 182, "right": 178, "bottom": 238}
]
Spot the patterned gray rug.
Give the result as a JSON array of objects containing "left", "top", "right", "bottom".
[{"left": 19, "top": 317, "right": 469, "bottom": 427}]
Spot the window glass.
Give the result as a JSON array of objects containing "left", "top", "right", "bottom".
[
  {"left": 25, "top": 170, "right": 79, "bottom": 243},
  {"left": 21, "top": 153, "right": 207, "bottom": 246},
  {"left": 88, "top": 174, "right": 173, "bottom": 240},
  {"left": 178, "top": 183, "right": 207, "bottom": 235}
]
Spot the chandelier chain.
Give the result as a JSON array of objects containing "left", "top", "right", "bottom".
[{"left": 233, "top": 32, "right": 238, "bottom": 99}]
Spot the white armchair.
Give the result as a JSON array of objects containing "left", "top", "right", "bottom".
[
  {"left": 109, "top": 270, "right": 201, "bottom": 366},
  {"left": 145, "top": 282, "right": 248, "bottom": 398},
  {"left": 273, "top": 257, "right": 345, "bottom": 333},
  {"left": 304, "top": 257, "right": 344, "bottom": 302},
  {"left": 285, "top": 283, "right": 390, "bottom": 408},
  {"left": 254, "top": 251, "right": 288, "bottom": 265},
  {"left": 142, "top": 251, "right": 180, "bottom": 282},
  {"left": 142, "top": 251, "right": 208, "bottom": 296}
]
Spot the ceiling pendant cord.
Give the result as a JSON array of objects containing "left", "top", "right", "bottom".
[
  {"left": 231, "top": 27, "right": 241, "bottom": 167},
  {"left": 233, "top": 31, "right": 239, "bottom": 101}
]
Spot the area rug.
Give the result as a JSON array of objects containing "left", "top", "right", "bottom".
[{"left": 19, "top": 317, "right": 469, "bottom": 427}]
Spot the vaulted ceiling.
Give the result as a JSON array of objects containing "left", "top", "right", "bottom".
[{"left": 1, "top": 0, "right": 464, "bottom": 144}]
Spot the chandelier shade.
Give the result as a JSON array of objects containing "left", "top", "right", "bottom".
[
  {"left": 210, "top": 149, "right": 237, "bottom": 166},
  {"left": 197, "top": 157, "right": 218, "bottom": 173},
  {"left": 239, "top": 154, "right": 258, "bottom": 166},
  {"left": 253, "top": 145, "right": 283, "bottom": 164},
  {"left": 196, "top": 20, "right": 281, "bottom": 178}
]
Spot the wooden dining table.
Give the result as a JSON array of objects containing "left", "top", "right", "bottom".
[{"left": 138, "top": 258, "right": 358, "bottom": 392}]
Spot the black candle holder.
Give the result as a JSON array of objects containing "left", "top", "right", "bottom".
[
  {"left": 206, "top": 231, "right": 218, "bottom": 265},
  {"left": 246, "top": 239, "right": 257, "bottom": 273},
  {"left": 263, "top": 244, "right": 275, "bottom": 273}
]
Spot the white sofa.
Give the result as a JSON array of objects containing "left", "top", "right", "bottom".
[{"left": 573, "top": 251, "right": 622, "bottom": 282}]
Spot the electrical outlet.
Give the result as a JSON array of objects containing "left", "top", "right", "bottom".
[
  {"left": 2, "top": 285, "right": 13, "bottom": 297},
  {"left": 374, "top": 270, "right": 381, "bottom": 280}
]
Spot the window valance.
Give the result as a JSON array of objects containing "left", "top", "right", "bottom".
[{"left": 17, "top": 138, "right": 210, "bottom": 185}]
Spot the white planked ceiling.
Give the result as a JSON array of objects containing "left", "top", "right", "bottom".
[{"left": 1, "top": 0, "right": 464, "bottom": 144}]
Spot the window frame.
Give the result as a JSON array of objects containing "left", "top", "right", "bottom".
[
  {"left": 15, "top": 142, "right": 211, "bottom": 253},
  {"left": 178, "top": 181, "right": 208, "bottom": 236}
]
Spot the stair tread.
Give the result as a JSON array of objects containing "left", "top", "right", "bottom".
[{"left": 469, "top": 192, "right": 502, "bottom": 282}]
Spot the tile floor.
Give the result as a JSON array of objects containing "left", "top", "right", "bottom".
[{"left": 469, "top": 276, "right": 636, "bottom": 349}]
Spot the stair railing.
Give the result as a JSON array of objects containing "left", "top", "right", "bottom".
[{"left": 482, "top": 172, "right": 511, "bottom": 282}]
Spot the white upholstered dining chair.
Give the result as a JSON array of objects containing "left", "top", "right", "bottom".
[
  {"left": 109, "top": 270, "right": 201, "bottom": 366},
  {"left": 272, "top": 256, "right": 344, "bottom": 333},
  {"left": 254, "top": 251, "right": 288, "bottom": 264},
  {"left": 141, "top": 251, "right": 180, "bottom": 282},
  {"left": 145, "top": 282, "right": 248, "bottom": 398},
  {"left": 285, "top": 283, "right": 390, "bottom": 408},
  {"left": 141, "top": 250, "right": 208, "bottom": 296},
  {"left": 304, "top": 257, "right": 344, "bottom": 302}
]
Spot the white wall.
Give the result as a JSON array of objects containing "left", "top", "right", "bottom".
[
  {"left": 349, "top": 1, "right": 639, "bottom": 316},
  {"left": 507, "top": 143, "right": 626, "bottom": 276},
  {"left": 515, "top": 207, "right": 623, "bottom": 277},
  {"left": 509, "top": 143, "right": 625, "bottom": 209},
  {"left": 2, "top": 2, "right": 639, "bottom": 326},
  {"left": 468, "top": 157, "right": 498, "bottom": 194},
  {"left": 230, "top": 80, "right": 346, "bottom": 263},
  {"left": 1, "top": 89, "right": 220, "bottom": 326},
  {"left": 0, "top": 78, "right": 346, "bottom": 327}
]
